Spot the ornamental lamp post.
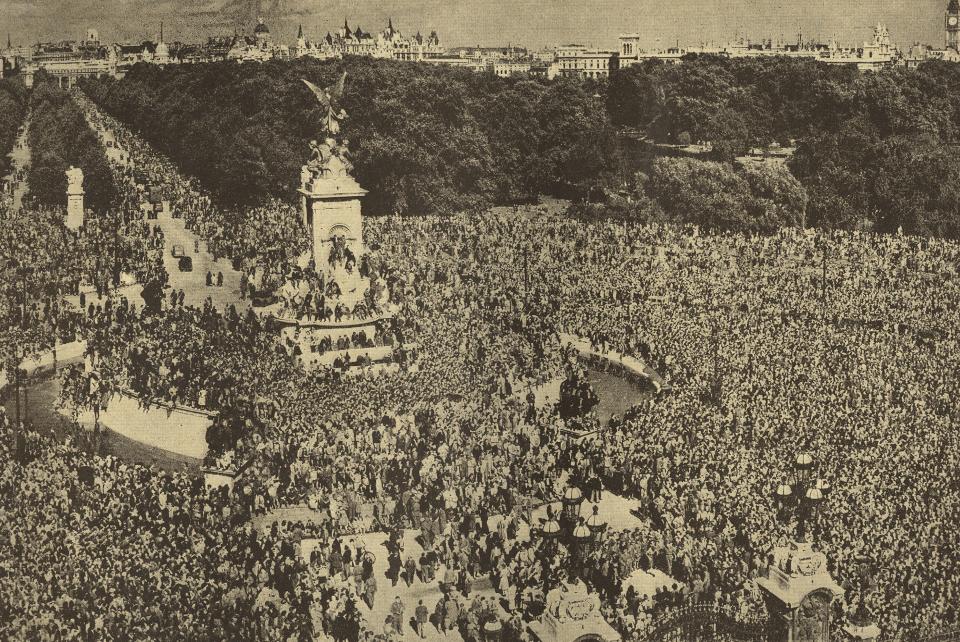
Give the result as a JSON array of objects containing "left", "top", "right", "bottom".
[
  {"left": 538, "top": 510, "right": 562, "bottom": 598},
  {"left": 585, "top": 504, "right": 607, "bottom": 548},
  {"left": 572, "top": 518, "right": 593, "bottom": 578},
  {"left": 774, "top": 451, "right": 831, "bottom": 543},
  {"left": 561, "top": 484, "right": 584, "bottom": 528},
  {"left": 541, "top": 514, "right": 562, "bottom": 542},
  {"left": 759, "top": 451, "right": 843, "bottom": 642}
]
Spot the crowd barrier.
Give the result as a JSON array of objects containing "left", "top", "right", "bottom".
[
  {"left": 1, "top": 340, "right": 88, "bottom": 390},
  {"left": 559, "top": 332, "right": 666, "bottom": 391},
  {"left": 89, "top": 389, "right": 214, "bottom": 461}
]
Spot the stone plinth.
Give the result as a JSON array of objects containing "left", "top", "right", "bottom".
[
  {"left": 299, "top": 165, "right": 367, "bottom": 270},
  {"left": 758, "top": 541, "right": 844, "bottom": 642},
  {"left": 529, "top": 582, "right": 621, "bottom": 642}
]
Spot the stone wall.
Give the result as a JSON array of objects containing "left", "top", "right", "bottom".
[{"left": 81, "top": 389, "right": 213, "bottom": 461}]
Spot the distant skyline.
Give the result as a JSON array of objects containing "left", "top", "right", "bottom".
[{"left": 1, "top": 0, "right": 952, "bottom": 51}]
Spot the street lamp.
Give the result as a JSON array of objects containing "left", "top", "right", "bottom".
[
  {"left": 541, "top": 514, "right": 562, "bottom": 541},
  {"left": 585, "top": 504, "right": 608, "bottom": 546},
  {"left": 572, "top": 517, "right": 592, "bottom": 578},
  {"left": 774, "top": 451, "right": 831, "bottom": 543},
  {"left": 561, "top": 484, "right": 584, "bottom": 528}
]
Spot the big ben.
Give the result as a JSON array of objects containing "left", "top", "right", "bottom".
[{"left": 948, "top": 0, "right": 960, "bottom": 50}]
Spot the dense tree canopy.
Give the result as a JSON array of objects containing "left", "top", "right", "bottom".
[
  {"left": 644, "top": 158, "right": 808, "bottom": 234},
  {"left": 0, "top": 77, "right": 27, "bottom": 175},
  {"left": 75, "top": 54, "right": 960, "bottom": 236},
  {"left": 81, "top": 57, "right": 615, "bottom": 213},
  {"left": 608, "top": 56, "right": 960, "bottom": 236},
  {"left": 27, "top": 73, "right": 117, "bottom": 212}
]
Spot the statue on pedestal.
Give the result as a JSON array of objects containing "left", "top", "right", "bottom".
[
  {"left": 66, "top": 166, "right": 84, "bottom": 193},
  {"left": 65, "top": 166, "right": 86, "bottom": 230},
  {"left": 301, "top": 73, "right": 356, "bottom": 186},
  {"left": 303, "top": 72, "right": 347, "bottom": 135}
]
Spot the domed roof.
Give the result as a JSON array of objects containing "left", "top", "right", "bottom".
[{"left": 254, "top": 18, "right": 270, "bottom": 34}]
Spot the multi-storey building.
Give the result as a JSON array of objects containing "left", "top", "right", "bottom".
[
  {"left": 619, "top": 24, "right": 898, "bottom": 72},
  {"left": 556, "top": 44, "right": 618, "bottom": 78},
  {"left": 113, "top": 24, "right": 171, "bottom": 78},
  {"left": 228, "top": 17, "right": 289, "bottom": 62},
  {"left": 902, "top": 1, "right": 960, "bottom": 67},
  {"left": 290, "top": 19, "right": 443, "bottom": 63},
  {"left": 23, "top": 30, "right": 114, "bottom": 88}
]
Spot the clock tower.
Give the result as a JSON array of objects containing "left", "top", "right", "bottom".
[{"left": 947, "top": 0, "right": 960, "bottom": 51}]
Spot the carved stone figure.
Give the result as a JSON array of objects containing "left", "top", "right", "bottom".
[
  {"left": 335, "top": 138, "right": 354, "bottom": 175},
  {"left": 65, "top": 166, "right": 84, "bottom": 192},
  {"left": 302, "top": 72, "right": 347, "bottom": 137}
]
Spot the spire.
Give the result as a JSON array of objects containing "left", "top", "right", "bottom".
[
  {"left": 388, "top": 17, "right": 393, "bottom": 31},
  {"left": 7, "top": 32, "right": 10, "bottom": 49},
  {"left": 298, "top": 23, "right": 303, "bottom": 39},
  {"left": 160, "top": 21, "right": 164, "bottom": 43}
]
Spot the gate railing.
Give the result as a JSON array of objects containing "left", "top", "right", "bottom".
[{"left": 633, "top": 603, "right": 769, "bottom": 642}]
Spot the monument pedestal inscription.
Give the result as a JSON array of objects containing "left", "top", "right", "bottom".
[{"left": 758, "top": 541, "right": 843, "bottom": 642}]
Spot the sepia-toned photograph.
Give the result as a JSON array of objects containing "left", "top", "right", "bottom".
[{"left": 1, "top": 1, "right": 958, "bottom": 641}]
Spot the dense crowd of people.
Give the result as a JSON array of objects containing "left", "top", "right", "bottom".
[{"left": 3, "top": 88, "right": 960, "bottom": 642}]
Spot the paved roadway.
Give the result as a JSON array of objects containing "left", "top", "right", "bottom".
[
  {"left": 151, "top": 209, "right": 246, "bottom": 310},
  {"left": 78, "top": 97, "right": 246, "bottom": 311},
  {"left": 7, "top": 119, "right": 30, "bottom": 212}
]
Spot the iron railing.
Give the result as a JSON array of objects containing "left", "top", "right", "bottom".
[{"left": 634, "top": 603, "right": 769, "bottom": 642}]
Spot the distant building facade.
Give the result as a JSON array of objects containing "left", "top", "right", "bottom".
[
  {"left": 619, "top": 23, "right": 898, "bottom": 72},
  {"left": 228, "top": 17, "right": 289, "bottom": 62},
  {"left": 556, "top": 44, "right": 618, "bottom": 78},
  {"left": 23, "top": 30, "right": 114, "bottom": 88},
  {"left": 291, "top": 19, "right": 443, "bottom": 63},
  {"left": 902, "top": 1, "right": 960, "bottom": 67}
]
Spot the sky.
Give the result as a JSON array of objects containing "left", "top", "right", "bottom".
[{"left": 0, "top": 0, "right": 952, "bottom": 51}]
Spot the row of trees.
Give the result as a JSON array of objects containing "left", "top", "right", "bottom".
[
  {"left": 0, "top": 77, "right": 27, "bottom": 175},
  {"left": 572, "top": 158, "right": 808, "bottom": 235},
  {"left": 81, "top": 57, "right": 615, "bottom": 213},
  {"left": 27, "top": 72, "right": 116, "bottom": 212},
  {"left": 78, "top": 54, "right": 960, "bottom": 237},
  {"left": 607, "top": 56, "right": 960, "bottom": 237}
]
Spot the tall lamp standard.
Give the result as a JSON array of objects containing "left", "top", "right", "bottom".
[
  {"left": 537, "top": 505, "right": 562, "bottom": 598},
  {"left": 561, "top": 484, "right": 584, "bottom": 531},
  {"left": 774, "top": 452, "right": 831, "bottom": 543},
  {"left": 759, "top": 451, "right": 843, "bottom": 642},
  {"left": 6, "top": 258, "right": 31, "bottom": 460},
  {"left": 584, "top": 504, "right": 608, "bottom": 585}
]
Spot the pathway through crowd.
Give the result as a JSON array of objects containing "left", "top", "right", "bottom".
[
  {"left": 79, "top": 94, "right": 246, "bottom": 311},
  {"left": 8, "top": 114, "right": 30, "bottom": 212}
]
